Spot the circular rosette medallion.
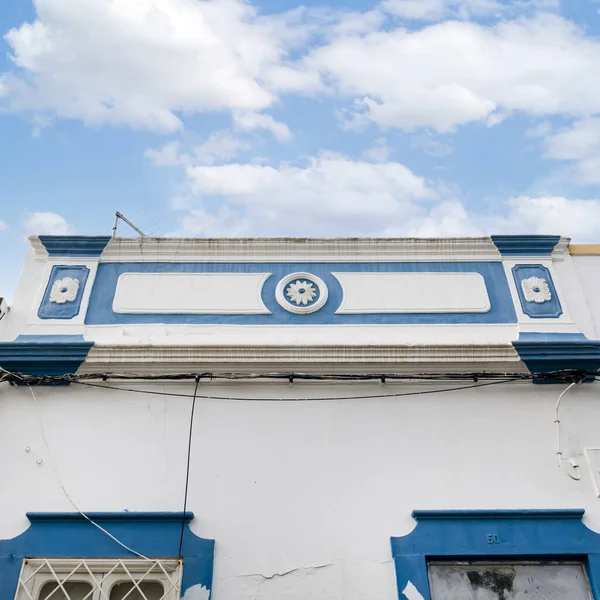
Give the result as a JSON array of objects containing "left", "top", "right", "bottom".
[{"left": 275, "top": 272, "right": 328, "bottom": 314}]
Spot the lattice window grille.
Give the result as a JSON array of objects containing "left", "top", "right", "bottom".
[{"left": 16, "top": 558, "right": 182, "bottom": 600}]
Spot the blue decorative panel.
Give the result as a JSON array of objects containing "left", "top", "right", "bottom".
[
  {"left": 512, "top": 264, "right": 562, "bottom": 318},
  {"left": 39, "top": 235, "right": 111, "bottom": 257},
  {"left": 0, "top": 512, "right": 214, "bottom": 600},
  {"left": 491, "top": 235, "right": 561, "bottom": 255},
  {"left": 514, "top": 332, "right": 600, "bottom": 379},
  {"left": 38, "top": 265, "right": 89, "bottom": 320},
  {"left": 391, "top": 509, "right": 600, "bottom": 600},
  {"left": 85, "top": 261, "right": 517, "bottom": 325},
  {"left": 0, "top": 335, "right": 93, "bottom": 377}
]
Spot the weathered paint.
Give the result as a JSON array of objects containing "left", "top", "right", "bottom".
[
  {"left": 0, "top": 236, "right": 599, "bottom": 600},
  {"left": 0, "top": 512, "right": 213, "bottom": 599},
  {"left": 392, "top": 510, "right": 600, "bottom": 600},
  {"left": 0, "top": 381, "right": 599, "bottom": 599}
]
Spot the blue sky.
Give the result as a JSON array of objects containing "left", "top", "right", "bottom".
[{"left": 1, "top": 0, "right": 600, "bottom": 296}]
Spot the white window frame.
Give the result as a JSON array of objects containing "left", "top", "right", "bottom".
[{"left": 16, "top": 558, "right": 182, "bottom": 600}]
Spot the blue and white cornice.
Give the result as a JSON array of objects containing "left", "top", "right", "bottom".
[
  {"left": 76, "top": 236, "right": 506, "bottom": 262},
  {"left": 2, "top": 234, "right": 595, "bottom": 379},
  {"left": 30, "top": 235, "right": 111, "bottom": 259},
  {"left": 28, "top": 235, "right": 572, "bottom": 262},
  {"left": 491, "top": 234, "right": 570, "bottom": 258}
]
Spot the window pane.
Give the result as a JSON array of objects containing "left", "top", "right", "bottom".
[
  {"left": 429, "top": 563, "right": 591, "bottom": 599},
  {"left": 39, "top": 582, "right": 93, "bottom": 600},
  {"left": 110, "top": 581, "right": 164, "bottom": 600}
]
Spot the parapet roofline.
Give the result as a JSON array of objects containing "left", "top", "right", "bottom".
[{"left": 29, "top": 234, "right": 572, "bottom": 262}]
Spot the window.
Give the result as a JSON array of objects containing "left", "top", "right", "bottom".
[
  {"left": 16, "top": 559, "right": 181, "bottom": 600},
  {"left": 428, "top": 561, "right": 592, "bottom": 599},
  {"left": 391, "top": 509, "right": 600, "bottom": 600}
]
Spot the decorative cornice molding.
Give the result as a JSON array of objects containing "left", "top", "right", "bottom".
[
  {"left": 513, "top": 333, "right": 600, "bottom": 377},
  {"left": 36, "top": 235, "right": 111, "bottom": 257},
  {"left": 491, "top": 235, "right": 563, "bottom": 256},
  {"left": 553, "top": 236, "right": 571, "bottom": 256},
  {"left": 83, "top": 343, "right": 523, "bottom": 373},
  {"left": 0, "top": 335, "right": 94, "bottom": 377},
  {"left": 29, "top": 236, "right": 49, "bottom": 259},
  {"left": 99, "top": 237, "right": 502, "bottom": 262}
]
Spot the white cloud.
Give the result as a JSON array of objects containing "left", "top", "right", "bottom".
[
  {"left": 493, "top": 195, "right": 600, "bottom": 240},
  {"left": 543, "top": 118, "right": 600, "bottom": 184},
  {"left": 146, "top": 131, "right": 252, "bottom": 167},
  {"left": 384, "top": 201, "right": 482, "bottom": 236},
  {"left": 381, "top": 0, "right": 502, "bottom": 21},
  {"left": 24, "top": 212, "right": 73, "bottom": 235},
  {"left": 388, "top": 195, "right": 600, "bottom": 240},
  {"left": 193, "top": 131, "right": 253, "bottom": 165},
  {"left": 306, "top": 14, "right": 600, "bottom": 132},
  {"left": 145, "top": 141, "right": 184, "bottom": 167},
  {"left": 361, "top": 137, "right": 390, "bottom": 162},
  {"left": 169, "top": 151, "right": 435, "bottom": 236},
  {"left": 166, "top": 148, "right": 600, "bottom": 240},
  {"left": 411, "top": 131, "right": 453, "bottom": 157},
  {"left": 2, "top": 0, "right": 306, "bottom": 132},
  {"left": 2, "top": 0, "right": 595, "bottom": 141},
  {"left": 525, "top": 120, "right": 552, "bottom": 138},
  {"left": 381, "top": 0, "right": 558, "bottom": 21},
  {"left": 381, "top": 0, "right": 447, "bottom": 20},
  {"left": 233, "top": 111, "right": 293, "bottom": 142},
  {"left": 176, "top": 206, "right": 252, "bottom": 237},
  {"left": 0, "top": 221, "right": 8, "bottom": 232}
]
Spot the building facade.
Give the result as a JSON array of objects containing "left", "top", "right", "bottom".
[{"left": 0, "top": 234, "right": 599, "bottom": 600}]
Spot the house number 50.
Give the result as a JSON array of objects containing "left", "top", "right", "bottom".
[{"left": 487, "top": 534, "right": 500, "bottom": 544}]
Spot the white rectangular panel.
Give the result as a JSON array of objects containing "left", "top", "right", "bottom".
[
  {"left": 113, "top": 273, "right": 271, "bottom": 314},
  {"left": 332, "top": 272, "right": 490, "bottom": 313}
]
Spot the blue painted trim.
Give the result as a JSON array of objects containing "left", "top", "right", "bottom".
[
  {"left": 491, "top": 235, "right": 561, "bottom": 255},
  {"left": 518, "top": 332, "right": 589, "bottom": 341},
  {"left": 513, "top": 334, "right": 600, "bottom": 379},
  {"left": 27, "top": 511, "right": 195, "bottom": 523},
  {"left": 39, "top": 235, "right": 111, "bottom": 257},
  {"left": 391, "top": 508, "right": 600, "bottom": 600},
  {"left": 0, "top": 335, "right": 93, "bottom": 377},
  {"left": 38, "top": 265, "right": 89, "bottom": 320},
  {"left": 0, "top": 512, "right": 214, "bottom": 600},
  {"left": 86, "top": 261, "right": 517, "bottom": 325},
  {"left": 412, "top": 509, "right": 585, "bottom": 520},
  {"left": 512, "top": 264, "right": 562, "bottom": 318}
]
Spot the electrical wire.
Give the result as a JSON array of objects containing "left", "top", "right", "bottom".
[
  {"left": 2, "top": 367, "right": 596, "bottom": 388},
  {"left": 24, "top": 381, "right": 151, "bottom": 560},
  {"left": 70, "top": 377, "right": 518, "bottom": 402},
  {"left": 178, "top": 377, "right": 200, "bottom": 558},
  {"left": 554, "top": 381, "right": 581, "bottom": 480}
]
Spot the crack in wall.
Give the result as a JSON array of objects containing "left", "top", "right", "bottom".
[{"left": 225, "top": 562, "right": 334, "bottom": 581}]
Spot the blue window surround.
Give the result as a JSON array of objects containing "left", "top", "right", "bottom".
[
  {"left": 391, "top": 509, "right": 600, "bottom": 600},
  {"left": 0, "top": 512, "right": 214, "bottom": 600}
]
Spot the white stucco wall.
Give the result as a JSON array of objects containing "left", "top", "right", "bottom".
[
  {"left": 1, "top": 379, "right": 600, "bottom": 600},
  {"left": 572, "top": 255, "right": 600, "bottom": 338}
]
